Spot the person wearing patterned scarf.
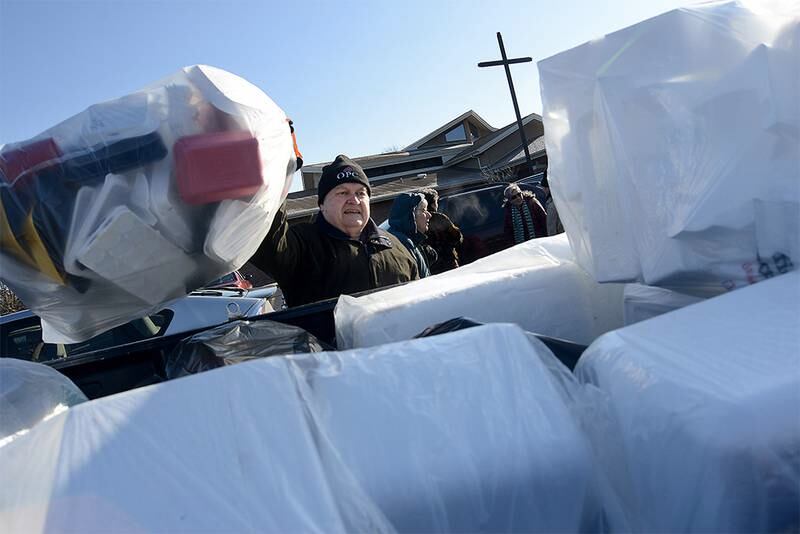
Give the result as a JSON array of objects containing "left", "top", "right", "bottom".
[{"left": 502, "top": 183, "right": 548, "bottom": 246}]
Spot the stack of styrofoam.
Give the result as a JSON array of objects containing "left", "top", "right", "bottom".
[
  {"left": 538, "top": 1, "right": 800, "bottom": 294},
  {"left": 335, "top": 233, "right": 625, "bottom": 349},
  {"left": 575, "top": 271, "right": 800, "bottom": 532},
  {"left": 0, "top": 323, "right": 603, "bottom": 533}
]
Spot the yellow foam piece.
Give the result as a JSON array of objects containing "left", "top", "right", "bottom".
[
  {"left": 19, "top": 212, "right": 65, "bottom": 284},
  {"left": 0, "top": 200, "right": 36, "bottom": 269}
]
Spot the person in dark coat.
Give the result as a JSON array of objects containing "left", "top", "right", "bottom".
[
  {"left": 502, "top": 183, "right": 548, "bottom": 246},
  {"left": 420, "top": 188, "right": 463, "bottom": 274},
  {"left": 540, "top": 174, "right": 564, "bottom": 235},
  {"left": 249, "top": 155, "right": 419, "bottom": 307},
  {"left": 387, "top": 192, "right": 433, "bottom": 278}
]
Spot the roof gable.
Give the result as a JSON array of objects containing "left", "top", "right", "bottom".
[
  {"left": 403, "top": 110, "right": 496, "bottom": 151},
  {"left": 446, "top": 112, "right": 543, "bottom": 165}
]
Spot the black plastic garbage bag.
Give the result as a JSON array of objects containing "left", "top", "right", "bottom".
[
  {"left": 415, "top": 317, "right": 587, "bottom": 371},
  {"left": 166, "top": 319, "right": 333, "bottom": 379}
]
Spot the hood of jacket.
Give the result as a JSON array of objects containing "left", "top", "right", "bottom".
[{"left": 388, "top": 192, "right": 425, "bottom": 241}]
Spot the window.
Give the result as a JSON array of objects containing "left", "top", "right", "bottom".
[
  {"left": 64, "top": 310, "right": 174, "bottom": 356},
  {"left": 207, "top": 273, "right": 237, "bottom": 286},
  {"left": 0, "top": 310, "right": 175, "bottom": 363},
  {"left": 438, "top": 188, "right": 504, "bottom": 231},
  {"left": 444, "top": 124, "right": 467, "bottom": 143}
]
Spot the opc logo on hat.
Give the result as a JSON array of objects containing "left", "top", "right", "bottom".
[{"left": 337, "top": 167, "right": 358, "bottom": 180}]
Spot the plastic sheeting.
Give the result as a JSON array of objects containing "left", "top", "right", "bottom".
[
  {"left": 335, "top": 233, "right": 625, "bottom": 349},
  {"left": 0, "top": 323, "right": 602, "bottom": 533},
  {"left": 165, "top": 319, "right": 332, "bottom": 378},
  {"left": 0, "top": 65, "right": 297, "bottom": 343},
  {"left": 0, "top": 359, "right": 87, "bottom": 447},
  {"left": 575, "top": 271, "right": 800, "bottom": 533},
  {"left": 622, "top": 284, "right": 704, "bottom": 325},
  {"left": 538, "top": 2, "right": 800, "bottom": 292}
]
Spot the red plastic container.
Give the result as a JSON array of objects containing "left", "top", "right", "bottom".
[
  {"left": 174, "top": 131, "right": 264, "bottom": 205},
  {"left": 0, "top": 138, "right": 62, "bottom": 186}
]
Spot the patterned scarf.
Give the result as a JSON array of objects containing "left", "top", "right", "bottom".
[{"left": 511, "top": 202, "right": 535, "bottom": 244}]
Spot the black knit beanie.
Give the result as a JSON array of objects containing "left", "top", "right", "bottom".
[{"left": 317, "top": 154, "right": 371, "bottom": 205}]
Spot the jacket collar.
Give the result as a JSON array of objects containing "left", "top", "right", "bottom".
[{"left": 317, "top": 214, "right": 393, "bottom": 249}]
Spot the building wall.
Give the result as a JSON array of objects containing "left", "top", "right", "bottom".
[{"left": 302, "top": 171, "right": 322, "bottom": 190}]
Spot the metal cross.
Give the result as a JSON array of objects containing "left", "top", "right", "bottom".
[{"left": 478, "top": 32, "right": 534, "bottom": 174}]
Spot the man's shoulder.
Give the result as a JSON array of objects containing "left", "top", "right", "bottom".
[
  {"left": 287, "top": 219, "right": 323, "bottom": 239},
  {"left": 377, "top": 227, "right": 404, "bottom": 248},
  {"left": 379, "top": 228, "right": 415, "bottom": 256}
]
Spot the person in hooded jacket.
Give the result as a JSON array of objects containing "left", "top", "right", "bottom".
[
  {"left": 387, "top": 192, "right": 433, "bottom": 278},
  {"left": 249, "top": 155, "right": 419, "bottom": 307},
  {"left": 420, "top": 188, "right": 463, "bottom": 274}
]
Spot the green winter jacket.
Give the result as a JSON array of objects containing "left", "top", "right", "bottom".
[{"left": 249, "top": 203, "right": 419, "bottom": 307}]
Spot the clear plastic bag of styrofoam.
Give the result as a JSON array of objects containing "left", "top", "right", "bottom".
[
  {"left": 574, "top": 271, "right": 800, "bottom": 532},
  {"left": 0, "top": 358, "right": 87, "bottom": 447},
  {"left": 0, "top": 65, "right": 298, "bottom": 342},
  {"left": 538, "top": 1, "right": 800, "bottom": 293}
]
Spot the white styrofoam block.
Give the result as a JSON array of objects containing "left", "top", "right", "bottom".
[
  {"left": 0, "top": 357, "right": 383, "bottom": 533},
  {"left": 303, "top": 323, "right": 601, "bottom": 533},
  {"left": 576, "top": 271, "right": 800, "bottom": 532},
  {"left": 77, "top": 206, "right": 193, "bottom": 304},
  {"left": 538, "top": 2, "right": 800, "bottom": 291},
  {"left": 146, "top": 159, "right": 196, "bottom": 252},
  {"left": 204, "top": 199, "right": 273, "bottom": 265},
  {"left": 335, "top": 233, "right": 625, "bottom": 349},
  {"left": 63, "top": 185, "right": 98, "bottom": 276}
]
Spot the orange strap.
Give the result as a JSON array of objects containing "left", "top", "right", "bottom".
[{"left": 287, "top": 119, "right": 303, "bottom": 170}]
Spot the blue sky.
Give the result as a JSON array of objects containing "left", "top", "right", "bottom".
[{"left": 1, "top": 0, "right": 689, "bottom": 191}]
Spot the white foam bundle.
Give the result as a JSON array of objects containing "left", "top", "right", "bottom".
[
  {"left": 575, "top": 271, "right": 800, "bottom": 532},
  {"left": 538, "top": 1, "right": 800, "bottom": 293},
  {"left": 335, "top": 234, "right": 625, "bottom": 349}
]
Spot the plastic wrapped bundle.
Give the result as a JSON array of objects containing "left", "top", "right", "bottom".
[
  {"left": 538, "top": 2, "right": 800, "bottom": 293},
  {"left": 0, "top": 358, "right": 87, "bottom": 447},
  {"left": 0, "top": 323, "right": 601, "bottom": 533},
  {"left": 575, "top": 271, "right": 800, "bottom": 532},
  {"left": 335, "top": 233, "right": 625, "bottom": 349},
  {"left": 0, "top": 349, "right": 391, "bottom": 533},
  {"left": 303, "top": 324, "right": 603, "bottom": 532},
  {"left": 0, "top": 65, "right": 298, "bottom": 342}
]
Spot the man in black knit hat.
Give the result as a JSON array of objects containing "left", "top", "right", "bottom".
[{"left": 249, "top": 154, "right": 419, "bottom": 307}]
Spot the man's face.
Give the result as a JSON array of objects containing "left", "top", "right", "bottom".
[
  {"left": 509, "top": 190, "right": 524, "bottom": 207},
  {"left": 320, "top": 182, "right": 370, "bottom": 239},
  {"left": 414, "top": 199, "right": 431, "bottom": 233}
]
